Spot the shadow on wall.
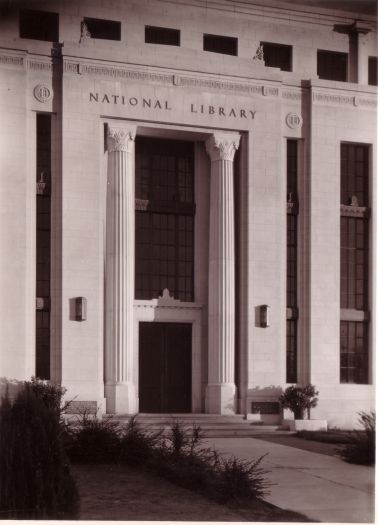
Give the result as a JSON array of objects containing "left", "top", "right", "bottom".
[{"left": 247, "top": 385, "right": 284, "bottom": 425}]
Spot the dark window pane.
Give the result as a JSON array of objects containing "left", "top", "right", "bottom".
[
  {"left": 340, "top": 143, "right": 369, "bottom": 206},
  {"left": 368, "top": 56, "right": 378, "bottom": 86},
  {"left": 262, "top": 42, "right": 292, "bottom": 72},
  {"left": 286, "top": 140, "right": 298, "bottom": 383},
  {"left": 36, "top": 114, "right": 51, "bottom": 380},
  {"left": 19, "top": 9, "right": 59, "bottom": 42},
  {"left": 317, "top": 50, "right": 348, "bottom": 81},
  {"left": 135, "top": 138, "right": 195, "bottom": 301},
  {"left": 145, "top": 26, "right": 180, "bottom": 46},
  {"left": 340, "top": 321, "right": 368, "bottom": 384},
  {"left": 203, "top": 33, "right": 237, "bottom": 56},
  {"left": 83, "top": 17, "right": 121, "bottom": 40},
  {"left": 286, "top": 320, "right": 297, "bottom": 383}
]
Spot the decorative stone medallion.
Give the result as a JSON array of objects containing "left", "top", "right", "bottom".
[
  {"left": 33, "top": 84, "right": 53, "bottom": 103},
  {"left": 285, "top": 112, "right": 303, "bottom": 129}
]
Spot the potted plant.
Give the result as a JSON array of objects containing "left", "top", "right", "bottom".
[{"left": 279, "top": 384, "right": 327, "bottom": 431}]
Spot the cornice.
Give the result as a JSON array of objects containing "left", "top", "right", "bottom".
[{"left": 159, "top": 0, "right": 377, "bottom": 29}]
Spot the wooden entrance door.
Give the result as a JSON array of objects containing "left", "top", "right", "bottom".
[{"left": 139, "top": 322, "right": 192, "bottom": 413}]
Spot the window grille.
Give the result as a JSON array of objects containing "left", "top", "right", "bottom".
[
  {"left": 135, "top": 138, "right": 195, "bottom": 301},
  {"left": 340, "top": 143, "right": 370, "bottom": 384},
  {"left": 286, "top": 140, "right": 298, "bottom": 383}
]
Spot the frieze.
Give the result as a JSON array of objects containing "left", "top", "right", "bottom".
[
  {"left": 64, "top": 60, "right": 172, "bottom": 84},
  {"left": 359, "top": 97, "right": 378, "bottom": 108},
  {"left": 178, "top": 76, "right": 262, "bottom": 96},
  {"left": 262, "top": 85, "right": 279, "bottom": 97},
  {"left": 313, "top": 92, "right": 377, "bottom": 108},
  {"left": 282, "top": 90, "right": 302, "bottom": 100},
  {"left": 64, "top": 59, "right": 273, "bottom": 97},
  {"left": 28, "top": 60, "right": 53, "bottom": 72},
  {"left": 0, "top": 54, "right": 24, "bottom": 67}
]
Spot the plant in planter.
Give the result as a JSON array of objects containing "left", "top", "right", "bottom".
[{"left": 279, "top": 384, "right": 326, "bottom": 431}]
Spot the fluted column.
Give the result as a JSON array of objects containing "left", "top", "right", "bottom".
[
  {"left": 104, "top": 124, "right": 137, "bottom": 414},
  {"left": 205, "top": 133, "right": 240, "bottom": 414}
]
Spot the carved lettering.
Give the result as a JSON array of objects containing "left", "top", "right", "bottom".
[{"left": 89, "top": 93, "right": 257, "bottom": 120}]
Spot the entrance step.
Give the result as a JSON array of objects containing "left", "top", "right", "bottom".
[{"left": 112, "top": 413, "right": 283, "bottom": 438}]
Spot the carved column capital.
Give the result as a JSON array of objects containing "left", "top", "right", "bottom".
[
  {"left": 205, "top": 133, "right": 240, "bottom": 162},
  {"left": 107, "top": 125, "right": 136, "bottom": 153}
]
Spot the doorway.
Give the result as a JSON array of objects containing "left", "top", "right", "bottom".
[{"left": 139, "top": 322, "right": 192, "bottom": 413}]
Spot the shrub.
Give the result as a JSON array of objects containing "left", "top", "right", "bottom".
[
  {"left": 213, "top": 454, "right": 270, "bottom": 503},
  {"left": 338, "top": 411, "right": 375, "bottom": 465},
  {"left": 0, "top": 385, "right": 79, "bottom": 519},
  {"left": 26, "top": 376, "right": 67, "bottom": 416},
  {"left": 151, "top": 421, "right": 271, "bottom": 504},
  {"left": 279, "top": 384, "right": 319, "bottom": 419},
  {"left": 119, "top": 416, "right": 161, "bottom": 467},
  {"left": 67, "top": 413, "right": 121, "bottom": 464}
]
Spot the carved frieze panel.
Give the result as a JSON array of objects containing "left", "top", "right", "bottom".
[
  {"left": 28, "top": 60, "right": 53, "bottom": 72},
  {"left": 313, "top": 91, "right": 377, "bottom": 108},
  {"left": 0, "top": 54, "right": 24, "bottom": 67},
  {"left": 62, "top": 59, "right": 278, "bottom": 98}
]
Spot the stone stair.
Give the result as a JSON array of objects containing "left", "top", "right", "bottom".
[{"left": 112, "top": 413, "right": 283, "bottom": 438}]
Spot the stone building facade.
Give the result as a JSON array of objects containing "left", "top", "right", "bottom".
[{"left": 0, "top": 0, "right": 376, "bottom": 427}]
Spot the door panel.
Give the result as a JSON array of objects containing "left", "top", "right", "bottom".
[{"left": 139, "top": 322, "right": 192, "bottom": 413}]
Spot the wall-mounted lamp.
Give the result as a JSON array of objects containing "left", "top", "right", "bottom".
[
  {"left": 260, "top": 305, "right": 270, "bottom": 328},
  {"left": 75, "top": 297, "right": 87, "bottom": 321}
]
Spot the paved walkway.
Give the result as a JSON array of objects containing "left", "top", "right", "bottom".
[{"left": 204, "top": 436, "right": 375, "bottom": 523}]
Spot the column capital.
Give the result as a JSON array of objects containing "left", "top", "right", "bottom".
[
  {"left": 107, "top": 124, "right": 136, "bottom": 153},
  {"left": 205, "top": 133, "right": 240, "bottom": 162}
]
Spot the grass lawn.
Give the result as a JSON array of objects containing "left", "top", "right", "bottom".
[{"left": 73, "top": 463, "right": 312, "bottom": 521}]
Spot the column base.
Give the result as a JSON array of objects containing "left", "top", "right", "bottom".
[
  {"left": 205, "top": 383, "right": 236, "bottom": 414},
  {"left": 105, "top": 382, "right": 138, "bottom": 414}
]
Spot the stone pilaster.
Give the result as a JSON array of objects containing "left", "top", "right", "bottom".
[
  {"left": 104, "top": 124, "right": 137, "bottom": 414},
  {"left": 205, "top": 132, "right": 240, "bottom": 414}
]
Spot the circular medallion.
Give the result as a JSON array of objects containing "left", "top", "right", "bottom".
[
  {"left": 33, "top": 84, "right": 53, "bottom": 103},
  {"left": 285, "top": 112, "right": 303, "bottom": 129}
]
